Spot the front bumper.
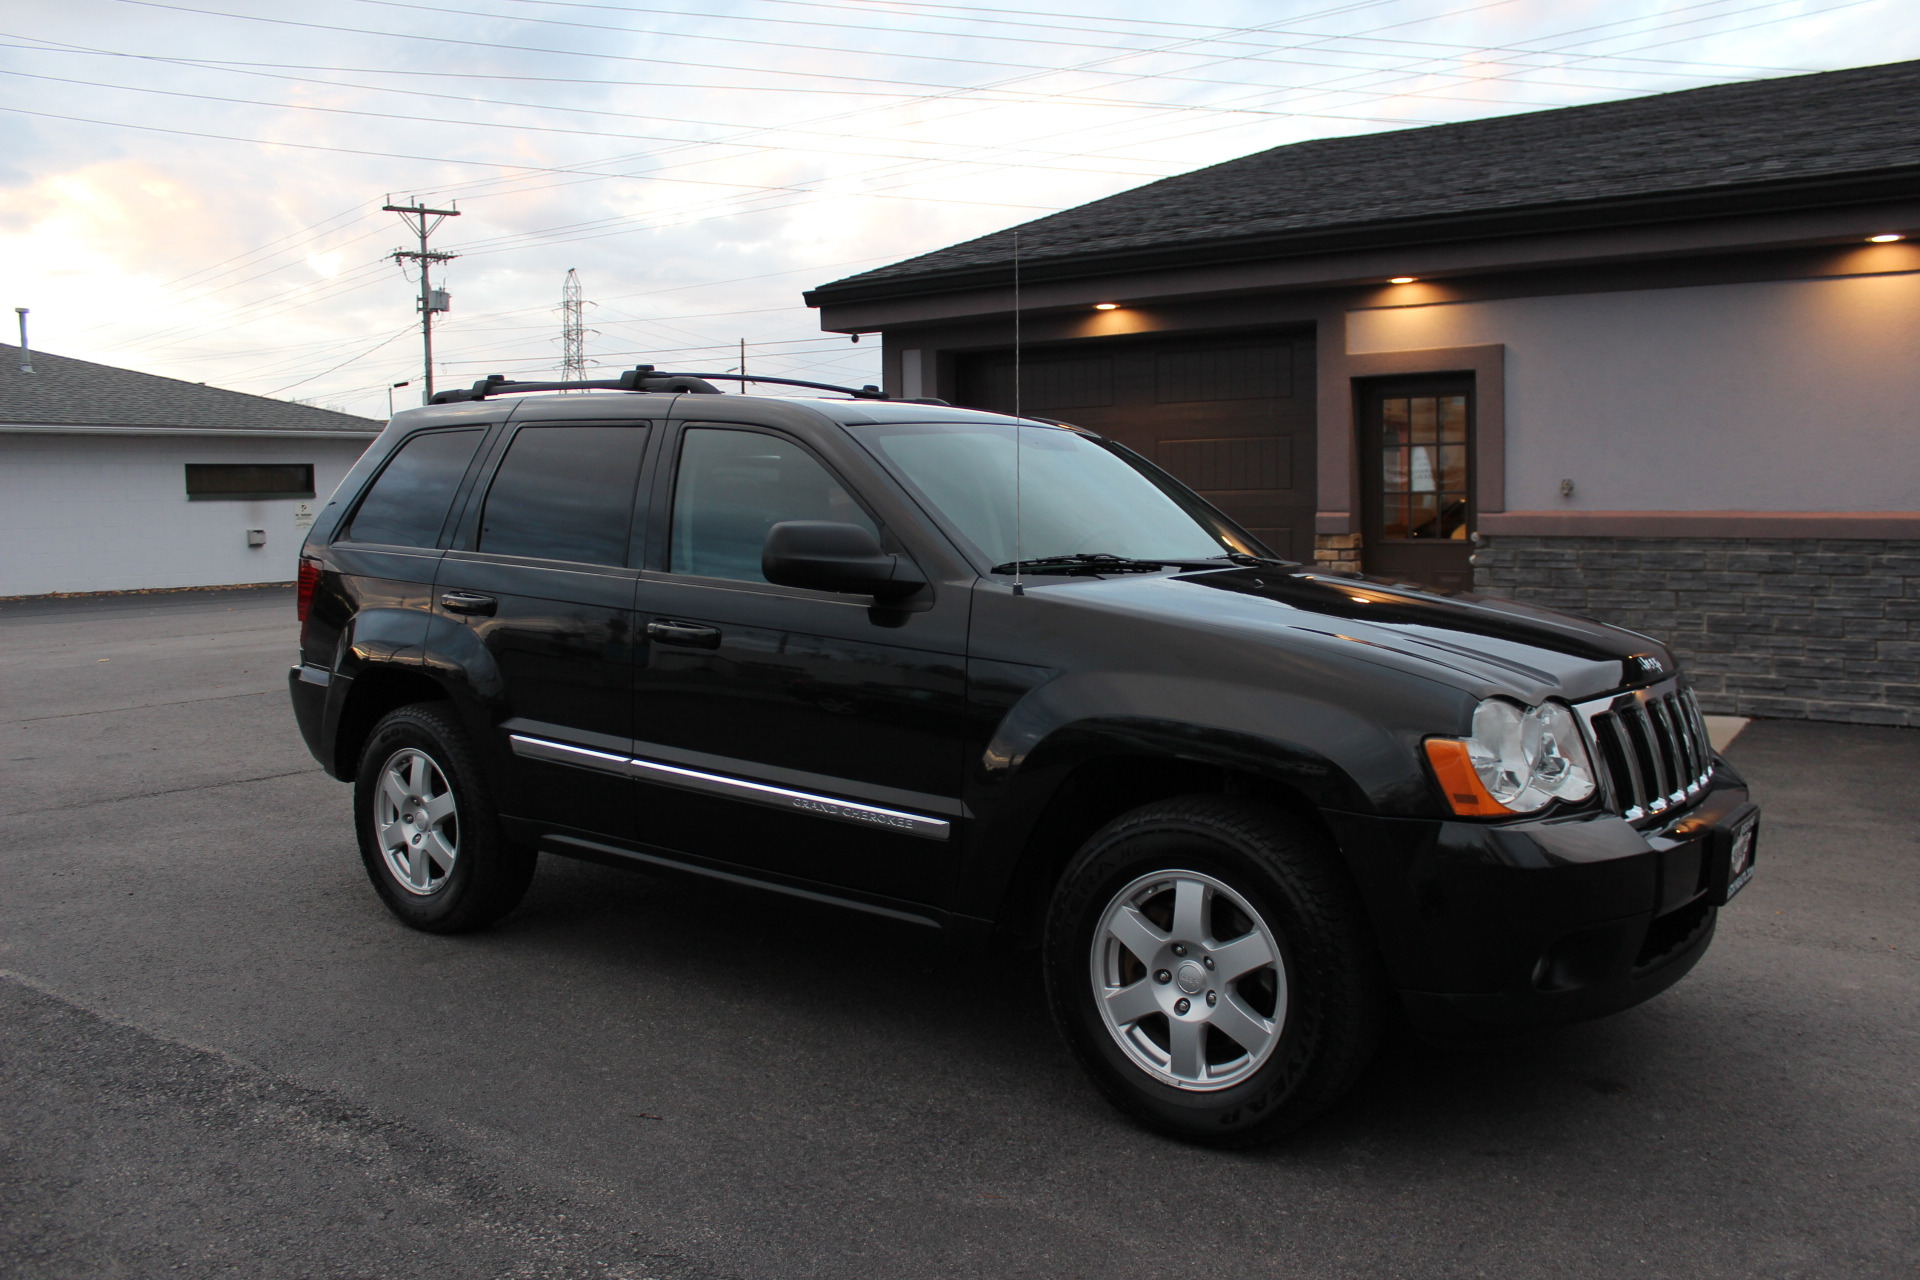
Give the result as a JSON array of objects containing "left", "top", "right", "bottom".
[{"left": 1328, "top": 764, "right": 1755, "bottom": 1036}]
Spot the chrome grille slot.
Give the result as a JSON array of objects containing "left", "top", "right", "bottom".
[{"left": 1577, "top": 681, "right": 1713, "bottom": 823}]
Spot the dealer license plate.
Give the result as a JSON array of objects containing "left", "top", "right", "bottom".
[{"left": 1721, "top": 814, "right": 1758, "bottom": 903}]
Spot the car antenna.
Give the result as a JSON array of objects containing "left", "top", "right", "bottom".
[{"left": 1012, "top": 230, "right": 1025, "bottom": 598}]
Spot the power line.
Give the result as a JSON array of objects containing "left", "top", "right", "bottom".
[
  {"left": 265, "top": 323, "right": 416, "bottom": 396},
  {"left": 483, "top": 0, "right": 1814, "bottom": 77},
  {"left": 0, "top": 66, "right": 1182, "bottom": 180},
  {"left": 0, "top": 100, "right": 1065, "bottom": 210}
]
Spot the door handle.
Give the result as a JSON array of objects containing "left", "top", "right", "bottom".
[
  {"left": 646, "top": 619, "right": 721, "bottom": 650},
  {"left": 440, "top": 591, "right": 498, "bottom": 617}
]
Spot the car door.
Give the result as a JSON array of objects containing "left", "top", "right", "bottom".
[
  {"left": 432, "top": 410, "right": 655, "bottom": 841},
  {"left": 318, "top": 424, "right": 494, "bottom": 679},
  {"left": 628, "top": 417, "right": 971, "bottom": 909}
]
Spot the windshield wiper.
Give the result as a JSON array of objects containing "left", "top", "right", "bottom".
[{"left": 990, "top": 553, "right": 1171, "bottom": 576}]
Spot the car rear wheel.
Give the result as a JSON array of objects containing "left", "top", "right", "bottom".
[
  {"left": 353, "top": 702, "right": 535, "bottom": 933},
  {"left": 1043, "top": 795, "right": 1383, "bottom": 1146}
]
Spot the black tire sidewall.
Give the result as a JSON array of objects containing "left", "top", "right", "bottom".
[
  {"left": 353, "top": 704, "right": 505, "bottom": 932},
  {"left": 1044, "top": 800, "right": 1376, "bottom": 1145}
]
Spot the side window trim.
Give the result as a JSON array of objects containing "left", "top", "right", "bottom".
[
  {"left": 336, "top": 425, "right": 496, "bottom": 550},
  {"left": 445, "top": 420, "right": 519, "bottom": 553},
  {"left": 655, "top": 421, "right": 884, "bottom": 584},
  {"left": 434, "top": 422, "right": 510, "bottom": 551}
]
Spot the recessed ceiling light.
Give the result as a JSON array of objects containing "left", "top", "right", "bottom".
[
  {"left": 1093, "top": 302, "right": 1119, "bottom": 310},
  {"left": 1868, "top": 233, "right": 1905, "bottom": 243},
  {"left": 1389, "top": 276, "right": 1417, "bottom": 284}
]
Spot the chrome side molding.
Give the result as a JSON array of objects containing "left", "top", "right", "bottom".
[
  {"left": 510, "top": 734, "right": 629, "bottom": 776},
  {"left": 508, "top": 733, "right": 952, "bottom": 842}
]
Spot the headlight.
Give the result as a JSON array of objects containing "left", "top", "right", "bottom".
[{"left": 1424, "top": 698, "right": 1597, "bottom": 817}]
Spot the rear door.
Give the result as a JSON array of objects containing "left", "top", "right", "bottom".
[
  {"left": 312, "top": 424, "right": 493, "bottom": 678},
  {"left": 432, "top": 411, "right": 655, "bottom": 840},
  {"left": 627, "top": 418, "right": 971, "bottom": 909}
]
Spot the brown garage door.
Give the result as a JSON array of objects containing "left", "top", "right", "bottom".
[{"left": 954, "top": 331, "right": 1316, "bottom": 562}]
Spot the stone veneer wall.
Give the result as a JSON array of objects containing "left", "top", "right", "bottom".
[
  {"left": 1312, "top": 532, "right": 1363, "bottom": 572},
  {"left": 1472, "top": 536, "right": 1920, "bottom": 727}
]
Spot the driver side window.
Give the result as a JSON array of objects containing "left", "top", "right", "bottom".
[{"left": 669, "top": 427, "right": 877, "bottom": 583}]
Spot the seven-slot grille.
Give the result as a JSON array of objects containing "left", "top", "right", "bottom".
[{"left": 1579, "top": 683, "right": 1714, "bottom": 822}]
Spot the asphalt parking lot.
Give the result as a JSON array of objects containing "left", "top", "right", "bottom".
[{"left": 1, "top": 586, "right": 1915, "bottom": 1280}]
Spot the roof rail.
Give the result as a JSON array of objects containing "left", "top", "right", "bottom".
[{"left": 428, "top": 365, "right": 949, "bottom": 406}]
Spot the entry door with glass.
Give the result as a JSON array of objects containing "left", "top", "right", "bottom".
[{"left": 1359, "top": 377, "right": 1474, "bottom": 591}]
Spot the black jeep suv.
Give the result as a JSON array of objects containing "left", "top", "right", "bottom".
[{"left": 290, "top": 371, "right": 1758, "bottom": 1146}]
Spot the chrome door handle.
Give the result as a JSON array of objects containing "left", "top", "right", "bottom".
[
  {"left": 645, "top": 619, "right": 721, "bottom": 650},
  {"left": 440, "top": 591, "right": 498, "bottom": 616}
]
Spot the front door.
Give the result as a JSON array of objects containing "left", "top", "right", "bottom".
[
  {"left": 956, "top": 331, "right": 1317, "bottom": 562},
  {"left": 629, "top": 422, "right": 969, "bottom": 909},
  {"left": 1359, "top": 377, "right": 1474, "bottom": 591},
  {"left": 433, "top": 418, "right": 653, "bottom": 840}
]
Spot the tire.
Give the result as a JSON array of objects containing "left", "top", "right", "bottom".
[
  {"left": 1043, "top": 795, "right": 1384, "bottom": 1147},
  {"left": 353, "top": 702, "right": 536, "bottom": 933}
]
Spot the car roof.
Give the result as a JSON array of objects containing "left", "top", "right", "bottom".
[
  {"left": 790, "top": 399, "right": 1034, "bottom": 428},
  {"left": 390, "top": 391, "right": 1050, "bottom": 432}
]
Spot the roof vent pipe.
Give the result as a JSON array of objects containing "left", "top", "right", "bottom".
[{"left": 14, "top": 308, "right": 30, "bottom": 374}]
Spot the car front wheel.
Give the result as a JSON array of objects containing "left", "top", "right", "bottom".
[{"left": 1043, "top": 795, "right": 1383, "bottom": 1146}]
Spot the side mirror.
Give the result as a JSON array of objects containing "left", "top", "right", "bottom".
[{"left": 763, "top": 521, "right": 926, "bottom": 600}]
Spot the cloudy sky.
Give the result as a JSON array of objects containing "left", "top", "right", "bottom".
[{"left": 1, "top": 0, "right": 1914, "bottom": 419}]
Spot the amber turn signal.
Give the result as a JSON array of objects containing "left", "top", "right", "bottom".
[{"left": 1423, "top": 738, "right": 1512, "bottom": 817}]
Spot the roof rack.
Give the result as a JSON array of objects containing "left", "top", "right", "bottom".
[{"left": 428, "top": 365, "right": 949, "bottom": 406}]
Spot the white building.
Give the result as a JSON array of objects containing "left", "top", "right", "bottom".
[{"left": 0, "top": 343, "right": 380, "bottom": 597}]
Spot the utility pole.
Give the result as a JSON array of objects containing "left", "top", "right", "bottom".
[
  {"left": 560, "top": 268, "right": 585, "bottom": 387},
  {"left": 383, "top": 199, "right": 460, "bottom": 404}
]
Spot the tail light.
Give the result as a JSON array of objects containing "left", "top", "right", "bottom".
[{"left": 297, "top": 556, "right": 322, "bottom": 623}]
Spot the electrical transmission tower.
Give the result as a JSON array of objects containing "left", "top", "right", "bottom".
[
  {"left": 560, "top": 268, "right": 586, "bottom": 387},
  {"left": 383, "top": 199, "right": 461, "bottom": 404}
]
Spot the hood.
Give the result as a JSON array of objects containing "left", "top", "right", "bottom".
[{"left": 1052, "top": 566, "right": 1674, "bottom": 704}]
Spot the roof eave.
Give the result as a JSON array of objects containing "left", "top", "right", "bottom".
[
  {"left": 804, "top": 165, "right": 1920, "bottom": 309},
  {"left": 0, "top": 423, "right": 382, "bottom": 438}
]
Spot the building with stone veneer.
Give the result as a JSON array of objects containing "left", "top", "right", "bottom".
[{"left": 805, "top": 59, "right": 1920, "bottom": 726}]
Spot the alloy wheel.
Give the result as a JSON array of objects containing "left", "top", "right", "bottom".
[
  {"left": 1089, "top": 869, "right": 1287, "bottom": 1091},
  {"left": 375, "top": 747, "right": 459, "bottom": 895}
]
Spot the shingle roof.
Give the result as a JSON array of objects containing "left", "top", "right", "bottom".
[
  {"left": 808, "top": 59, "right": 1920, "bottom": 305},
  {"left": 0, "top": 344, "right": 382, "bottom": 433}
]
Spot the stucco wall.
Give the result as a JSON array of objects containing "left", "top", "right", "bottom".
[
  {"left": 1346, "top": 271, "right": 1920, "bottom": 514},
  {"left": 0, "top": 433, "right": 372, "bottom": 597}
]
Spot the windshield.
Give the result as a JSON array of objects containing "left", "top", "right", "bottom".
[{"left": 854, "top": 421, "right": 1264, "bottom": 569}]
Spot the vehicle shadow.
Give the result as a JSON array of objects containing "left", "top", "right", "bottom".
[{"left": 484, "top": 848, "right": 1682, "bottom": 1155}]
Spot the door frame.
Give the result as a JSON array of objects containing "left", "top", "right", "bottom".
[{"left": 1355, "top": 372, "right": 1478, "bottom": 587}]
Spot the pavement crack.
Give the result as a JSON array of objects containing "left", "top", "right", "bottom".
[
  {"left": 1, "top": 768, "right": 324, "bottom": 817},
  {"left": 4, "top": 689, "right": 277, "bottom": 725}
]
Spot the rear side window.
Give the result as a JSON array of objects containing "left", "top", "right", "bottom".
[
  {"left": 346, "top": 429, "right": 482, "bottom": 547},
  {"left": 670, "top": 427, "right": 876, "bottom": 583},
  {"left": 478, "top": 424, "right": 649, "bottom": 566}
]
